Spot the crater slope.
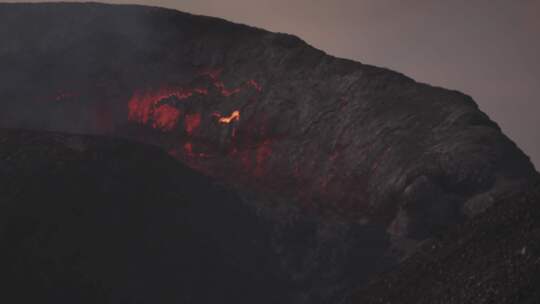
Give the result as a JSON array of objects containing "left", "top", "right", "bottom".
[{"left": 0, "top": 3, "right": 537, "bottom": 303}]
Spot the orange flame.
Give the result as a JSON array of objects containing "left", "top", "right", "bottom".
[{"left": 218, "top": 110, "right": 240, "bottom": 124}]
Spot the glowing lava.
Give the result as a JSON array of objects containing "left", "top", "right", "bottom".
[
  {"left": 125, "top": 70, "right": 269, "bottom": 179},
  {"left": 217, "top": 110, "right": 240, "bottom": 124},
  {"left": 128, "top": 86, "right": 210, "bottom": 132},
  {"left": 184, "top": 113, "right": 201, "bottom": 135},
  {"left": 128, "top": 87, "right": 194, "bottom": 125},
  {"left": 152, "top": 105, "right": 181, "bottom": 131},
  {"left": 184, "top": 142, "right": 193, "bottom": 155}
]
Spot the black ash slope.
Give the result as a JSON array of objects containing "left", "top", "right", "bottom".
[{"left": 0, "top": 128, "right": 285, "bottom": 304}]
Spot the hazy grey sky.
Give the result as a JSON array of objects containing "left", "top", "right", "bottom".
[{"left": 8, "top": 0, "right": 540, "bottom": 168}]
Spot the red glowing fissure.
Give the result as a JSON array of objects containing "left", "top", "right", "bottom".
[
  {"left": 152, "top": 105, "right": 181, "bottom": 131},
  {"left": 128, "top": 87, "right": 193, "bottom": 124},
  {"left": 127, "top": 69, "right": 262, "bottom": 134},
  {"left": 128, "top": 87, "right": 205, "bottom": 132},
  {"left": 184, "top": 113, "right": 201, "bottom": 135},
  {"left": 126, "top": 69, "right": 276, "bottom": 179}
]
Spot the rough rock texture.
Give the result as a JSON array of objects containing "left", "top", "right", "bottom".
[
  {"left": 0, "top": 3, "right": 538, "bottom": 303},
  {"left": 354, "top": 178, "right": 540, "bottom": 304}
]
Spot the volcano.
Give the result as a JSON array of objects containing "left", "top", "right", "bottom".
[{"left": 0, "top": 2, "right": 538, "bottom": 304}]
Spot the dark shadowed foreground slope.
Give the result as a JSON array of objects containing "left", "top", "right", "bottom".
[
  {"left": 1, "top": 128, "right": 538, "bottom": 304},
  {"left": 0, "top": 128, "right": 287, "bottom": 304},
  {"left": 355, "top": 179, "right": 540, "bottom": 304}
]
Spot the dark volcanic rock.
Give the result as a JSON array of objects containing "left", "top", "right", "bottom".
[
  {"left": 0, "top": 128, "right": 285, "bottom": 304},
  {"left": 0, "top": 3, "right": 538, "bottom": 303},
  {"left": 354, "top": 178, "right": 540, "bottom": 304}
]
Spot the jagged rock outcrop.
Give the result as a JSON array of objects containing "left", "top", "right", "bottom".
[
  {"left": 354, "top": 178, "right": 540, "bottom": 304},
  {"left": 0, "top": 3, "right": 537, "bottom": 303}
]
